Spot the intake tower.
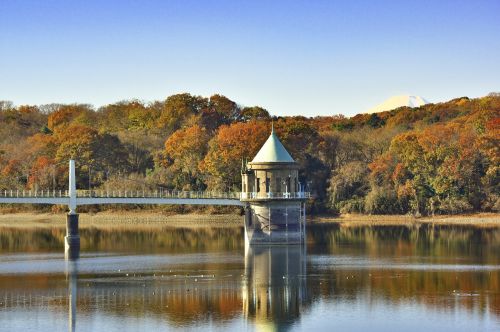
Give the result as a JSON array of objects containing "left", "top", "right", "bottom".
[{"left": 241, "top": 127, "right": 307, "bottom": 244}]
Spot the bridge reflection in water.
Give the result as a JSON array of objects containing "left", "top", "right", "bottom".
[{"left": 66, "top": 260, "right": 78, "bottom": 332}]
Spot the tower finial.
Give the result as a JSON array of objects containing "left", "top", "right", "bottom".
[{"left": 271, "top": 119, "right": 274, "bottom": 134}]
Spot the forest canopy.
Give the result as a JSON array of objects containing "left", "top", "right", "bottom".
[{"left": 0, "top": 93, "right": 498, "bottom": 215}]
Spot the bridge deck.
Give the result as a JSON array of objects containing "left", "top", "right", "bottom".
[{"left": 0, "top": 197, "right": 244, "bottom": 206}]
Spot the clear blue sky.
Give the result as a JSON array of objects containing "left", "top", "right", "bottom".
[{"left": 1, "top": 0, "right": 499, "bottom": 116}]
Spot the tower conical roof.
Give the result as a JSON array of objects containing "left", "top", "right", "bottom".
[{"left": 251, "top": 130, "right": 295, "bottom": 163}]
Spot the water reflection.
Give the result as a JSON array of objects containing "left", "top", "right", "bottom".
[
  {"left": 243, "top": 245, "right": 307, "bottom": 331},
  {"left": 0, "top": 223, "right": 499, "bottom": 331},
  {"left": 0, "top": 226, "right": 244, "bottom": 253},
  {"left": 57, "top": 246, "right": 308, "bottom": 332},
  {"left": 65, "top": 259, "right": 78, "bottom": 332},
  {"left": 60, "top": 245, "right": 307, "bottom": 332}
]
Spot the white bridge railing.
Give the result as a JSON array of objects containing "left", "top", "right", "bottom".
[
  {"left": 0, "top": 189, "right": 240, "bottom": 199},
  {"left": 76, "top": 190, "right": 241, "bottom": 199},
  {"left": 0, "top": 190, "right": 69, "bottom": 198},
  {"left": 0, "top": 190, "right": 310, "bottom": 200},
  {"left": 0, "top": 190, "right": 239, "bottom": 200}
]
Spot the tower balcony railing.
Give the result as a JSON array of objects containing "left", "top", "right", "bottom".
[{"left": 240, "top": 192, "right": 310, "bottom": 200}]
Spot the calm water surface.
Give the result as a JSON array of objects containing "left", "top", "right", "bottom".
[{"left": 0, "top": 223, "right": 499, "bottom": 331}]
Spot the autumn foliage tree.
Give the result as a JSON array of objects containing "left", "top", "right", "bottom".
[
  {"left": 156, "top": 93, "right": 206, "bottom": 134},
  {"left": 27, "top": 156, "right": 57, "bottom": 190},
  {"left": 163, "top": 125, "right": 210, "bottom": 190},
  {"left": 47, "top": 104, "right": 95, "bottom": 130},
  {"left": 202, "top": 121, "right": 269, "bottom": 190},
  {"left": 368, "top": 113, "right": 495, "bottom": 215}
]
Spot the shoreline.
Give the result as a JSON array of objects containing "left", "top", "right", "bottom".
[
  {"left": 311, "top": 213, "right": 500, "bottom": 228},
  {"left": 0, "top": 211, "right": 498, "bottom": 229},
  {"left": 0, "top": 212, "right": 244, "bottom": 229}
]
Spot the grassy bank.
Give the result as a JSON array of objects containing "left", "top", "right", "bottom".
[
  {"left": 0, "top": 211, "right": 499, "bottom": 229},
  {"left": 0, "top": 211, "right": 243, "bottom": 229},
  {"left": 311, "top": 213, "right": 500, "bottom": 228}
]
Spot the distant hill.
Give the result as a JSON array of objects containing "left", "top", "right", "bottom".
[{"left": 366, "top": 95, "right": 429, "bottom": 114}]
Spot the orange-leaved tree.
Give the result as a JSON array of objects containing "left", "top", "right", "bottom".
[
  {"left": 47, "top": 104, "right": 95, "bottom": 131},
  {"left": 27, "top": 156, "right": 59, "bottom": 190},
  {"left": 202, "top": 121, "right": 269, "bottom": 190},
  {"left": 164, "top": 125, "right": 211, "bottom": 190}
]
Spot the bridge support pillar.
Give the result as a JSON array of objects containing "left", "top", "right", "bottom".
[
  {"left": 65, "top": 213, "right": 80, "bottom": 259},
  {"left": 65, "top": 159, "right": 79, "bottom": 259}
]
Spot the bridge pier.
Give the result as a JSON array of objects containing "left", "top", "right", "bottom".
[
  {"left": 65, "top": 160, "right": 80, "bottom": 259},
  {"left": 65, "top": 213, "right": 80, "bottom": 259}
]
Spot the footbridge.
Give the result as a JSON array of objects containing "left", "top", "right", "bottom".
[
  {"left": 0, "top": 189, "right": 244, "bottom": 207},
  {"left": 0, "top": 159, "right": 310, "bottom": 257},
  {"left": 0, "top": 160, "right": 309, "bottom": 208},
  {"left": 0, "top": 161, "right": 245, "bottom": 209}
]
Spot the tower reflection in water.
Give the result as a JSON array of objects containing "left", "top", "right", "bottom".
[
  {"left": 243, "top": 245, "right": 307, "bottom": 331},
  {"left": 65, "top": 259, "right": 78, "bottom": 332}
]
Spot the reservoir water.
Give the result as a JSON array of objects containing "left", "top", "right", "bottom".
[{"left": 0, "top": 223, "right": 499, "bottom": 331}]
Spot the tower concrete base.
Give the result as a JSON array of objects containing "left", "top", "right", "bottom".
[{"left": 244, "top": 201, "right": 305, "bottom": 245}]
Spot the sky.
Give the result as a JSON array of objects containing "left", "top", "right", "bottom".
[{"left": 1, "top": 0, "right": 499, "bottom": 116}]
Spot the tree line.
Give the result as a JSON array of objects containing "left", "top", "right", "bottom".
[{"left": 0, "top": 93, "right": 498, "bottom": 215}]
